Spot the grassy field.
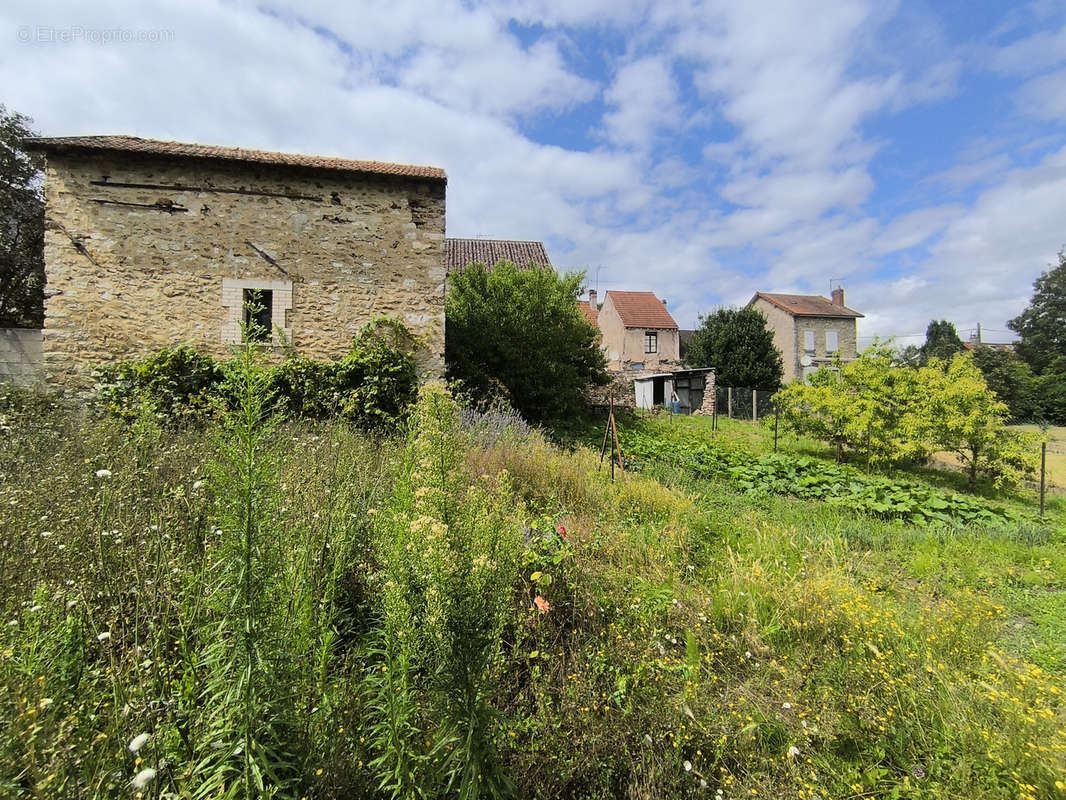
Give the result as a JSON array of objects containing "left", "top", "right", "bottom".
[{"left": 1, "top": 387, "right": 1064, "bottom": 799}]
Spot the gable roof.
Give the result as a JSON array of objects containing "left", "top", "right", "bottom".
[
  {"left": 445, "top": 238, "right": 552, "bottom": 273},
  {"left": 605, "top": 291, "right": 678, "bottom": 329},
  {"left": 750, "top": 292, "right": 864, "bottom": 318},
  {"left": 577, "top": 300, "right": 599, "bottom": 326},
  {"left": 24, "top": 135, "right": 446, "bottom": 182}
]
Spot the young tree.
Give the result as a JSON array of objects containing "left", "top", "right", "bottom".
[
  {"left": 924, "top": 354, "right": 1037, "bottom": 488},
  {"left": 445, "top": 260, "right": 608, "bottom": 422},
  {"left": 920, "top": 319, "right": 965, "bottom": 364},
  {"left": 685, "top": 307, "right": 783, "bottom": 388},
  {"left": 0, "top": 105, "right": 45, "bottom": 327},
  {"left": 1008, "top": 249, "right": 1066, "bottom": 374},
  {"left": 775, "top": 345, "right": 929, "bottom": 465}
]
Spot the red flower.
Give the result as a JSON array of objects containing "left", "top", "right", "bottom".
[{"left": 555, "top": 524, "right": 567, "bottom": 539}]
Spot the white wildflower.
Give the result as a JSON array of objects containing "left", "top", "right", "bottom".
[
  {"left": 28, "top": 604, "right": 42, "bottom": 613},
  {"left": 38, "top": 698, "right": 53, "bottom": 709},
  {"left": 787, "top": 745, "right": 800, "bottom": 759},
  {"left": 684, "top": 760, "right": 692, "bottom": 772},
  {"left": 700, "top": 779, "right": 708, "bottom": 789},
  {"left": 128, "top": 733, "right": 150, "bottom": 753},
  {"left": 782, "top": 702, "right": 792, "bottom": 709},
  {"left": 192, "top": 480, "right": 204, "bottom": 490},
  {"left": 744, "top": 651, "right": 752, "bottom": 659},
  {"left": 644, "top": 734, "right": 653, "bottom": 746},
  {"left": 131, "top": 768, "right": 156, "bottom": 789},
  {"left": 40, "top": 531, "right": 52, "bottom": 538},
  {"left": 95, "top": 469, "right": 112, "bottom": 479},
  {"left": 97, "top": 631, "right": 111, "bottom": 642},
  {"left": 6, "top": 620, "right": 17, "bottom": 627}
]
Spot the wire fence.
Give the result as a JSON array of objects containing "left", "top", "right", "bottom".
[{"left": 714, "top": 385, "right": 778, "bottom": 422}]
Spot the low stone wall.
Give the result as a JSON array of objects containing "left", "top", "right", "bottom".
[{"left": 0, "top": 328, "right": 44, "bottom": 386}]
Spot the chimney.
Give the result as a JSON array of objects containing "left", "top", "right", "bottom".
[
  {"left": 588, "top": 289, "right": 597, "bottom": 307},
  {"left": 831, "top": 286, "right": 845, "bottom": 307},
  {"left": 661, "top": 298, "right": 668, "bottom": 306}
]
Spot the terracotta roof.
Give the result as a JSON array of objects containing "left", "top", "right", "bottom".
[
  {"left": 445, "top": 238, "right": 552, "bottom": 273},
  {"left": 24, "top": 135, "right": 446, "bottom": 181},
  {"left": 749, "top": 292, "right": 864, "bottom": 318},
  {"left": 605, "top": 291, "right": 678, "bottom": 329},
  {"left": 577, "top": 300, "right": 599, "bottom": 326}
]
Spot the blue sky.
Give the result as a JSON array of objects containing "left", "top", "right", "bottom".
[{"left": 5, "top": 0, "right": 1066, "bottom": 346}]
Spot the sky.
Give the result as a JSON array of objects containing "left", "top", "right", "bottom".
[{"left": 4, "top": 0, "right": 1066, "bottom": 347}]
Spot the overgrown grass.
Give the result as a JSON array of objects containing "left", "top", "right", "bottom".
[{"left": 1, "top": 384, "right": 1063, "bottom": 799}]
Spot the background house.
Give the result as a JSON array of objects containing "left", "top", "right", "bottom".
[
  {"left": 25, "top": 135, "right": 447, "bottom": 390},
  {"left": 748, "top": 287, "right": 863, "bottom": 382},
  {"left": 594, "top": 289, "right": 680, "bottom": 372}
]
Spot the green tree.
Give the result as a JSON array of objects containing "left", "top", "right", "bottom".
[
  {"left": 445, "top": 260, "right": 608, "bottom": 422},
  {"left": 969, "top": 345, "right": 1039, "bottom": 421},
  {"left": 775, "top": 345, "right": 929, "bottom": 466},
  {"left": 920, "top": 319, "right": 965, "bottom": 365},
  {"left": 1008, "top": 249, "right": 1066, "bottom": 374},
  {"left": 0, "top": 105, "right": 45, "bottom": 327},
  {"left": 776, "top": 348, "right": 1037, "bottom": 487},
  {"left": 685, "top": 307, "right": 783, "bottom": 388},
  {"left": 923, "top": 354, "right": 1037, "bottom": 488}
]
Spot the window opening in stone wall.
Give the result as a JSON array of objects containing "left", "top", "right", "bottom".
[
  {"left": 644, "top": 331, "right": 658, "bottom": 353},
  {"left": 243, "top": 288, "right": 273, "bottom": 343},
  {"left": 826, "top": 330, "right": 838, "bottom": 353},
  {"left": 804, "top": 330, "right": 815, "bottom": 353}
]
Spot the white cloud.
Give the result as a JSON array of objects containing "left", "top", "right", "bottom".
[
  {"left": 1016, "top": 67, "right": 1066, "bottom": 120},
  {"left": 602, "top": 57, "right": 683, "bottom": 149},
  {"left": 2, "top": 0, "right": 1064, "bottom": 343}
]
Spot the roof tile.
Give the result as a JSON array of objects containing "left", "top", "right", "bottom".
[
  {"left": 445, "top": 238, "right": 552, "bottom": 273},
  {"left": 606, "top": 291, "right": 678, "bottom": 329},
  {"left": 751, "top": 292, "right": 863, "bottom": 318},
  {"left": 24, "top": 135, "right": 446, "bottom": 181}
]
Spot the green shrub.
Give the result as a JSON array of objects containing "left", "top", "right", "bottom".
[
  {"left": 93, "top": 319, "right": 420, "bottom": 429},
  {"left": 93, "top": 345, "right": 224, "bottom": 423}
]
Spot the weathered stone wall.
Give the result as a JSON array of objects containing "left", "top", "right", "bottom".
[
  {"left": 0, "top": 328, "right": 44, "bottom": 386},
  {"left": 39, "top": 151, "right": 445, "bottom": 390},
  {"left": 751, "top": 298, "right": 858, "bottom": 383},
  {"left": 794, "top": 316, "right": 859, "bottom": 379}
]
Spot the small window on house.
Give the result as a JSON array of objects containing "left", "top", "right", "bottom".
[
  {"left": 826, "top": 330, "right": 839, "bottom": 354},
  {"left": 803, "top": 330, "right": 815, "bottom": 353},
  {"left": 644, "top": 331, "right": 658, "bottom": 353},
  {"left": 243, "top": 288, "right": 273, "bottom": 343}
]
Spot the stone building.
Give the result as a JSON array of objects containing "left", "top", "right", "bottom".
[
  {"left": 747, "top": 288, "right": 863, "bottom": 383},
  {"left": 593, "top": 289, "right": 680, "bottom": 373},
  {"left": 24, "top": 135, "right": 447, "bottom": 390}
]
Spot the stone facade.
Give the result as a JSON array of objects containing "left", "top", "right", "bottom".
[
  {"left": 0, "top": 328, "right": 44, "bottom": 386},
  {"left": 749, "top": 296, "right": 860, "bottom": 383},
  {"left": 32, "top": 143, "right": 446, "bottom": 391}
]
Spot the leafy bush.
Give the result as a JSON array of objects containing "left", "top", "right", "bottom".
[
  {"left": 93, "top": 318, "right": 419, "bottom": 429},
  {"left": 445, "top": 260, "right": 608, "bottom": 423},
  {"left": 775, "top": 349, "right": 1037, "bottom": 487},
  {"left": 94, "top": 345, "right": 224, "bottom": 423}
]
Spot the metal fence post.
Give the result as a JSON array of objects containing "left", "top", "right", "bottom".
[
  {"left": 752, "top": 389, "right": 758, "bottom": 423},
  {"left": 1040, "top": 441, "right": 1047, "bottom": 518},
  {"left": 727, "top": 386, "right": 733, "bottom": 418}
]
